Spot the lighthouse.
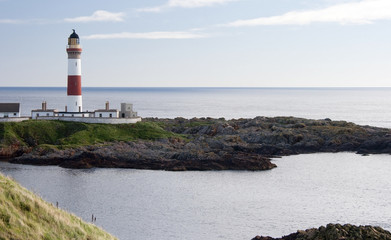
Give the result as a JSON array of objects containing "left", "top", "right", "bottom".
[
  {"left": 66, "top": 29, "right": 82, "bottom": 112},
  {"left": 28, "top": 29, "right": 142, "bottom": 123}
]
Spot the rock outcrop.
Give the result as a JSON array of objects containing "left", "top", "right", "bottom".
[
  {"left": 252, "top": 224, "right": 391, "bottom": 240},
  {"left": 10, "top": 138, "right": 275, "bottom": 170},
  {"left": 2, "top": 117, "right": 391, "bottom": 170}
]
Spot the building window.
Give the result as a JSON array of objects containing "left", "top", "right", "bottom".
[
  {"left": 46, "top": 113, "right": 49, "bottom": 116},
  {"left": 122, "top": 113, "right": 125, "bottom": 118},
  {"left": 36, "top": 113, "right": 39, "bottom": 117},
  {"left": 72, "top": 114, "right": 74, "bottom": 117},
  {"left": 13, "top": 113, "right": 16, "bottom": 116},
  {"left": 99, "top": 113, "right": 102, "bottom": 118},
  {"left": 109, "top": 114, "right": 112, "bottom": 118}
]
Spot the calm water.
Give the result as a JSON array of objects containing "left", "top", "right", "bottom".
[
  {"left": 1, "top": 87, "right": 391, "bottom": 239},
  {"left": 1, "top": 87, "right": 391, "bottom": 128},
  {"left": 1, "top": 153, "right": 391, "bottom": 240}
]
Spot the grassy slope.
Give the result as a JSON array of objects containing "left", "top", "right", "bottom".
[
  {"left": 0, "top": 120, "right": 178, "bottom": 149},
  {"left": 0, "top": 173, "right": 117, "bottom": 240}
]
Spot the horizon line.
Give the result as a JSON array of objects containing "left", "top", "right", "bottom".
[{"left": 1, "top": 86, "right": 391, "bottom": 89}]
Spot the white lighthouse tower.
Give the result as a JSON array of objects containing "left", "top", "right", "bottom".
[{"left": 66, "top": 29, "right": 82, "bottom": 112}]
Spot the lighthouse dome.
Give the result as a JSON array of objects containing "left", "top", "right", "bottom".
[
  {"left": 68, "top": 29, "right": 80, "bottom": 46},
  {"left": 69, "top": 29, "right": 79, "bottom": 39}
]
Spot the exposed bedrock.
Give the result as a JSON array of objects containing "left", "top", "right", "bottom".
[
  {"left": 252, "top": 223, "right": 391, "bottom": 240},
  {"left": 3, "top": 116, "right": 391, "bottom": 170}
]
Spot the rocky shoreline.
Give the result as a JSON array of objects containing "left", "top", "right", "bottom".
[
  {"left": 252, "top": 224, "right": 391, "bottom": 240},
  {"left": 1, "top": 116, "right": 391, "bottom": 170}
]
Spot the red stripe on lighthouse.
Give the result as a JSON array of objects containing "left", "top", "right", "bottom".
[
  {"left": 66, "top": 48, "right": 82, "bottom": 53},
  {"left": 67, "top": 76, "right": 82, "bottom": 95}
]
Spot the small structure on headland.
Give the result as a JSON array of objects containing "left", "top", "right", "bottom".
[
  {"left": 28, "top": 30, "right": 141, "bottom": 124},
  {"left": 0, "top": 103, "right": 20, "bottom": 118},
  {"left": 0, "top": 103, "right": 30, "bottom": 122},
  {"left": 31, "top": 101, "right": 140, "bottom": 124}
]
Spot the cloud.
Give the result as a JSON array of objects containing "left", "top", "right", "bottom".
[
  {"left": 0, "top": 19, "right": 23, "bottom": 24},
  {"left": 226, "top": 0, "right": 391, "bottom": 26},
  {"left": 0, "top": 18, "right": 56, "bottom": 24},
  {"left": 64, "top": 10, "right": 125, "bottom": 23},
  {"left": 83, "top": 31, "right": 208, "bottom": 40},
  {"left": 138, "top": 0, "right": 238, "bottom": 12}
]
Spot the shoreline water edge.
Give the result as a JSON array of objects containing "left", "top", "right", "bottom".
[{"left": 1, "top": 116, "right": 390, "bottom": 170}]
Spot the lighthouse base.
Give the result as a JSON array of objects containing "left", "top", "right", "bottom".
[{"left": 66, "top": 95, "right": 82, "bottom": 112}]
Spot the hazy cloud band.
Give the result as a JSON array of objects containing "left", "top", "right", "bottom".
[
  {"left": 138, "top": 0, "right": 239, "bottom": 12},
  {"left": 227, "top": 0, "right": 391, "bottom": 26},
  {"left": 84, "top": 31, "right": 208, "bottom": 40},
  {"left": 65, "top": 10, "right": 125, "bottom": 23}
]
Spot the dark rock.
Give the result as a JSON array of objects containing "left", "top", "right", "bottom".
[
  {"left": 3, "top": 116, "right": 391, "bottom": 171},
  {"left": 252, "top": 224, "right": 391, "bottom": 240}
]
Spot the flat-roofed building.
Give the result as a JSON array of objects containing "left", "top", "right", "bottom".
[
  {"left": 94, "top": 101, "right": 119, "bottom": 118},
  {"left": 120, "top": 103, "right": 138, "bottom": 118},
  {"left": 31, "top": 101, "right": 58, "bottom": 119}
]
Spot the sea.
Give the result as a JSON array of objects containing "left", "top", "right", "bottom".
[
  {"left": 0, "top": 87, "right": 391, "bottom": 240},
  {"left": 1, "top": 87, "right": 391, "bottom": 127}
]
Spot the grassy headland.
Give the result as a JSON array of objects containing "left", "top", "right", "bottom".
[
  {"left": 1, "top": 117, "right": 391, "bottom": 170},
  {"left": 0, "top": 120, "right": 179, "bottom": 150},
  {"left": 0, "top": 173, "right": 117, "bottom": 240}
]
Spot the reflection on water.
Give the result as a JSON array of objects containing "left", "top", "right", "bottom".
[{"left": 1, "top": 153, "right": 391, "bottom": 240}]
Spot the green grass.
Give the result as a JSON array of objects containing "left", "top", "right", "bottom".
[
  {"left": 0, "top": 120, "right": 179, "bottom": 149},
  {"left": 0, "top": 173, "right": 117, "bottom": 240}
]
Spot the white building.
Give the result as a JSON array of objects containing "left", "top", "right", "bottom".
[
  {"left": 31, "top": 101, "right": 141, "bottom": 124},
  {"left": 0, "top": 103, "right": 20, "bottom": 118},
  {"left": 31, "top": 102, "right": 58, "bottom": 119},
  {"left": 120, "top": 103, "right": 138, "bottom": 118},
  {"left": 57, "top": 111, "right": 93, "bottom": 118},
  {"left": 94, "top": 102, "right": 119, "bottom": 118}
]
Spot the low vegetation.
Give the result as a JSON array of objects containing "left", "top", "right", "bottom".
[
  {"left": 0, "top": 120, "right": 179, "bottom": 149},
  {"left": 0, "top": 173, "right": 117, "bottom": 240},
  {"left": 1, "top": 116, "right": 391, "bottom": 170}
]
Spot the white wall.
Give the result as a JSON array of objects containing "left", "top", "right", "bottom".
[
  {"left": 31, "top": 111, "right": 56, "bottom": 119},
  {"left": 94, "top": 111, "right": 119, "bottom": 118},
  {"left": 57, "top": 112, "right": 91, "bottom": 118},
  {"left": 0, "top": 112, "right": 20, "bottom": 118},
  {"left": 0, "top": 117, "right": 30, "bottom": 122},
  {"left": 66, "top": 95, "right": 83, "bottom": 113},
  {"left": 36, "top": 116, "right": 142, "bottom": 124},
  {"left": 68, "top": 59, "right": 81, "bottom": 75}
]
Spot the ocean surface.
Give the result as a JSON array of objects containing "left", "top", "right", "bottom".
[
  {"left": 1, "top": 87, "right": 391, "bottom": 127},
  {"left": 1, "top": 153, "right": 391, "bottom": 240},
  {"left": 1, "top": 87, "right": 391, "bottom": 239}
]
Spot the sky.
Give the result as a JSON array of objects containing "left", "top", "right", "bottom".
[{"left": 0, "top": 0, "right": 391, "bottom": 87}]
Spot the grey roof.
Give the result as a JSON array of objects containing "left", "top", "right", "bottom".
[
  {"left": 58, "top": 111, "right": 91, "bottom": 114},
  {"left": 0, "top": 103, "right": 20, "bottom": 112},
  {"left": 95, "top": 109, "right": 119, "bottom": 112},
  {"left": 31, "top": 109, "right": 58, "bottom": 112}
]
